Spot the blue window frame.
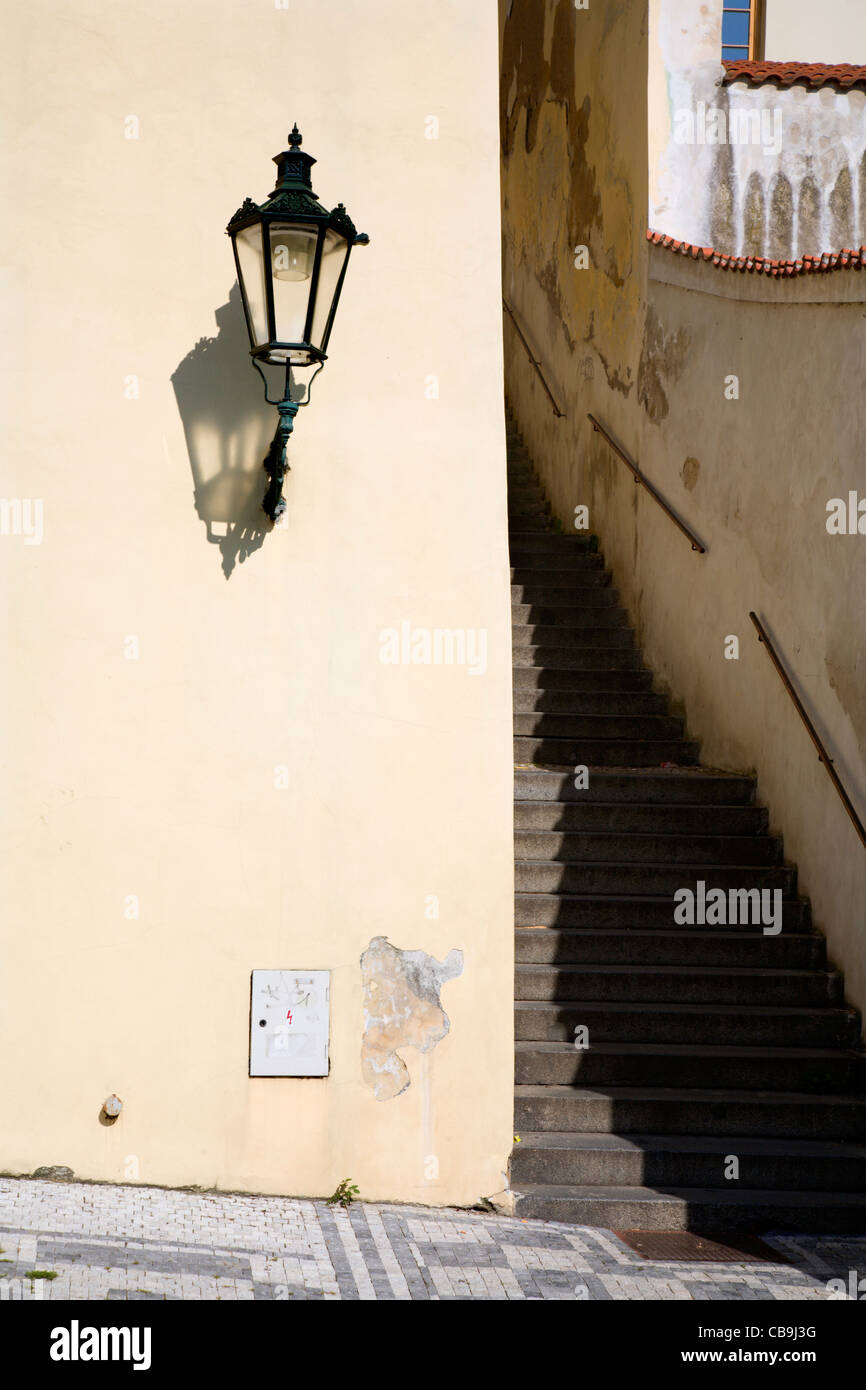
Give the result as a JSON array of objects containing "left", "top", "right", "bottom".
[{"left": 722, "top": 3, "right": 761, "bottom": 61}]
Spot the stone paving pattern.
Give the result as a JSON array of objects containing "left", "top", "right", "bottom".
[{"left": 1, "top": 1179, "right": 865, "bottom": 1300}]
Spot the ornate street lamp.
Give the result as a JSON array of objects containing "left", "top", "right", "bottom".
[{"left": 227, "top": 124, "right": 369, "bottom": 521}]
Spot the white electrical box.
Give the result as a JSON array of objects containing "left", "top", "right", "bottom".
[{"left": 249, "top": 970, "right": 330, "bottom": 1077}]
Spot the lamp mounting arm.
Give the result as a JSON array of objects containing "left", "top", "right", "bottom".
[{"left": 261, "top": 393, "right": 299, "bottom": 523}]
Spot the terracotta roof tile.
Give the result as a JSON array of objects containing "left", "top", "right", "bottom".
[
  {"left": 722, "top": 60, "right": 866, "bottom": 90},
  {"left": 647, "top": 229, "right": 866, "bottom": 277}
]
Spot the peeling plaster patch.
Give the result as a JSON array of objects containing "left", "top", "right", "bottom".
[
  {"left": 637, "top": 305, "right": 689, "bottom": 424},
  {"left": 682, "top": 457, "right": 700, "bottom": 491},
  {"left": 360, "top": 937, "right": 463, "bottom": 1102},
  {"left": 595, "top": 346, "right": 632, "bottom": 398},
  {"left": 501, "top": 1, "right": 607, "bottom": 316}
]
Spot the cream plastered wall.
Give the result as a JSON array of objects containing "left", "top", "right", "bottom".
[
  {"left": 0, "top": 0, "right": 514, "bottom": 1204},
  {"left": 501, "top": 0, "right": 866, "bottom": 1027},
  {"left": 764, "top": 0, "right": 866, "bottom": 65}
]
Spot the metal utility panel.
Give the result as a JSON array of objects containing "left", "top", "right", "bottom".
[{"left": 249, "top": 970, "right": 330, "bottom": 1077}]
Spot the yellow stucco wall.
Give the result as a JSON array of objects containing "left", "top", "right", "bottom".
[{"left": 0, "top": 0, "right": 514, "bottom": 1203}]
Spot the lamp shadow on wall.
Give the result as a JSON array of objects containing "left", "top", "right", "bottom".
[{"left": 172, "top": 283, "right": 275, "bottom": 579}]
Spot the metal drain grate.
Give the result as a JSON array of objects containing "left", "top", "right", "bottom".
[{"left": 613, "top": 1231, "right": 791, "bottom": 1264}]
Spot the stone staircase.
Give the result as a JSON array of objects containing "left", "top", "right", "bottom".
[{"left": 506, "top": 411, "right": 866, "bottom": 1232}]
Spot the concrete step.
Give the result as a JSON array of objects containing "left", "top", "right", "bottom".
[
  {"left": 514, "top": 929, "right": 825, "bottom": 969},
  {"left": 514, "top": 963, "right": 839, "bottom": 1006},
  {"left": 508, "top": 491, "right": 548, "bottom": 508},
  {"left": 514, "top": 829, "right": 782, "bottom": 866},
  {"left": 511, "top": 1183, "right": 866, "bottom": 1232},
  {"left": 511, "top": 565, "right": 607, "bottom": 586},
  {"left": 514, "top": 715, "right": 686, "bottom": 742},
  {"left": 508, "top": 509, "right": 552, "bottom": 524},
  {"left": 513, "top": 800, "right": 769, "bottom": 833},
  {"left": 514, "top": 998, "right": 856, "bottom": 1046},
  {"left": 514, "top": 1040, "right": 866, "bottom": 1093},
  {"left": 507, "top": 495, "right": 543, "bottom": 510},
  {"left": 515, "top": 860, "right": 795, "bottom": 895},
  {"left": 511, "top": 605, "right": 629, "bottom": 627},
  {"left": 509, "top": 533, "right": 596, "bottom": 552},
  {"left": 514, "top": 769, "right": 756, "bottom": 803},
  {"left": 513, "top": 668, "right": 653, "bottom": 691},
  {"left": 513, "top": 692, "right": 669, "bottom": 717},
  {"left": 513, "top": 624, "right": 636, "bottom": 650},
  {"left": 514, "top": 737, "right": 701, "bottom": 766},
  {"left": 514, "top": 928, "right": 828, "bottom": 973},
  {"left": 512, "top": 649, "right": 646, "bottom": 673},
  {"left": 511, "top": 585, "right": 619, "bottom": 607},
  {"left": 510, "top": 554, "right": 605, "bottom": 573},
  {"left": 512, "top": 582, "right": 613, "bottom": 604},
  {"left": 515, "top": 892, "right": 811, "bottom": 930},
  {"left": 514, "top": 1083, "right": 866, "bottom": 1139},
  {"left": 510, "top": 1132, "right": 866, "bottom": 1193},
  {"left": 508, "top": 512, "right": 552, "bottom": 526}
]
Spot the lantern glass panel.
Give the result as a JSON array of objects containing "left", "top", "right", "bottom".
[
  {"left": 235, "top": 223, "right": 268, "bottom": 347},
  {"left": 311, "top": 230, "right": 349, "bottom": 350},
  {"left": 269, "top": 223, "right": 318, "bottom": 344}
]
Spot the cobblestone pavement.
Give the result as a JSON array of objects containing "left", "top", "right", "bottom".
[{"left": 1, "top": 1178, "right": 865, "bottom": 1300}]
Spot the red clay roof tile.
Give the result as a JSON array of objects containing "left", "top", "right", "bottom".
[
  {"left": 647, "top": 229, "right": 866, "bottom": 277},
  {"left": 722, "top": 60, "right": 866, "bottom": 90}
]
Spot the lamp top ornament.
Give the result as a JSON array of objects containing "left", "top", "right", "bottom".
[{"left": 226, "top": 124, "right": 369, "bottom": 246}]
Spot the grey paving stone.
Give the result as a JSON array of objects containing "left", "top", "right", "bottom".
[{"left": 2, "top": 1177, "right": 865, "bottom": 1302}]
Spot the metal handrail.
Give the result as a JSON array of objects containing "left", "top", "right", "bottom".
[
  {"left": 749, "top": 611, "right": 866, "bottom": 851},
  {"left": 588, "top": 414, "right": 706, "bottom": 554},
  {"left": 502, "top": 299, "right": 565, "bottom": 418}
]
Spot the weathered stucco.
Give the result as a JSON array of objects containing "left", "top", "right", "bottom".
[
  {"left": 500, "top": 0, "right": 649, "bottom": 537},
  {"left": 649, "top": 1, "right": 866, "bottom": 258},
  {"left": 635, "top": 251, "right": 866, "bottom": 1021},
  {"left": 501, "top": 0, "right": 866, "bottom": 1025},
  {"left": 360, "top": 938, "right": 463, "bottom": 1101}
]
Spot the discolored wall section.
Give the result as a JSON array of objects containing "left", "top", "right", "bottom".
[
  {"left": 501, "top": 0, "right": 866, "bottom": 1024},
  {"left": 635, "top": 252, "right": 866, "bottom": 1024},
  {"left": 500, "top": 0, "right": 650, "bottom": 569}
]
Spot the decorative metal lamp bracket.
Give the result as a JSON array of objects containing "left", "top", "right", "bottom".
[
  {"left": 228, "top": 124, "right": 369, "bottom": 525},
  {"left": 251, "top": 359, "right": 323, "bottom": 524}
]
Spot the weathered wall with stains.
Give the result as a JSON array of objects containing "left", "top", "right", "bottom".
[
  {"left": 634, "top": 250, "right": 866, "bottom": 1023},
  {"left": 500, "top": 0, "right": 650, "bottom": 554},
  {"left": 501, "top": 0, "right": 866, "bottom": 1023},
  {"left": 649, "top": 0, "right": 866, "bottom": 257},
  {"left": 765, "top": 0, "right": 866, "bottom": 65},
  {"left": 0, "top": 0, "right": 514, "bottom": 1204}
]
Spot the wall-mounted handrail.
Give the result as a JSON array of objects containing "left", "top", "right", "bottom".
[
  {"left": 749, "top": 611, "right": 866, "bottom": 851},
  {"left": 588, "top": 414, "right": 706, "bottom": 554},
  {"left": 502, "top": 299, "right": 565, "bottom": 419}
]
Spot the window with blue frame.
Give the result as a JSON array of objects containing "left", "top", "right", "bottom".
[{"left": 722, "top": 3, "right": 762, "bottom": 61}]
